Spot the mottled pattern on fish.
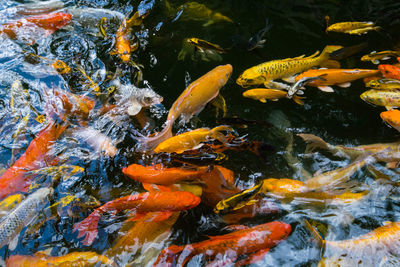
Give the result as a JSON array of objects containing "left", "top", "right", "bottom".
[
  {"left": 361, "top": 89, "right": 400, "bottom": 108},
  {"left": 0, "top": 188, "right": 51, "bottom": 248}
]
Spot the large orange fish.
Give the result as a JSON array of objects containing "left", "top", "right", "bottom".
[
  {"left": 0, "top": 12, "right": 72, "bottom": 42},
  {"left": 381, "top": 109, "right": 400, "bottom": 132},
  {"left": 122, "top": 164, "right": 209, "bottom": 185},
  {"left": 379, "top": 64, "right": 400, "bottom": 81},
  {"left": 294, "top": 68, "right": 380, "bottom": 92},
  {"left": 139, "top": 64, "right": 232, "bottom": 150},
  {"left": 154, "top": 221, "right": 291, "bottom": 266},
  {"left": 73, "top": 191, "right": 200, "bottom": 245}
]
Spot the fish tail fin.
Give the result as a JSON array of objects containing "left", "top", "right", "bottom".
[
  {"left": 73, "top": 210, "right": 102, "bottom": 246},
  {"left": 320, "top": 45, "right": 344, "bottom": 61},
  {"left": 293, "top": 95, "right": 305, "bottom": 105},
  {"left": 211, "top": 125, "right": 235, "bottom": 145},
  {"left": 137, "top": 121, "right": 173, "bottom": 151},
  {"left": 297, "top": 133, "right": 330, "bottom": 153},
  {"left": 303, "top": 219, "right": 326, "bottom": 252}
]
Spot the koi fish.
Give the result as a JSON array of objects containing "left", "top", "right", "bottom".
[
  {"left": 66, "top": 7, "right": 124, "bottom": 29},
  {"left": 154, "top": 221, "right": 291, "bottom": 266},
  {"left": 73, "top": 191, "right": 200, "bottom": 245},
  {"left": 236, "top": 45, "right": 342, "bottom": 88},
  {"left": 360, "top": 89, "right": 400, "bottom": 110},
  {"left": 138, "top": 64, "right": 232, "bottom": 150},
  {"left": 287, "top": 76, "right": 325, "bottom": 97},
  {"left": 165, "top": 0, "right": 233, "bottom": 27},
  {"left": 122, "top": 164, "right": 209, "bottom": 185},
  {"left": 361, "top": 50, "right": 400, "bottom": 64},
  {"left": 75, "top": 64, "right": 101, "bottom": 95},
  {"left": 326, "top": 21, "right": 380, "bottom": 35},
  {"left": 0, "top": 12, "right": 72, "bottom": 42},
  {"left": 243, "top": 88, "right": 305, "bottom": 105},
  {"left": 0, "top": 194, "right": 24, "bottom": 217},
  {"left": 6, "top": 251, "right": 117, "bottom": 267},
  {"left": 0, "top": 188, "right": 52, "bottom": 250},
  {"left": 154, "top": 125, "right": 234, "bottom": 154},
  {"left": 379, "top": 64, "right": 400, "bottom": 81},
  {"left": 247, "top": 18, "right": 271, "bottom": 51},
  {"left": 366, "top": 78, "right": 400, "bottom": 90},
  {"left": 187, "top": 38, "right": 226, "bottom": 53},
  {"left": 24, "top": 53, "right": 71, "bottom": 74},
  {"left": 381, "top": 109, "right": 400, "bottom": 132},
  {"left": 71, "top": 127, "right": 117, "bottom": 157},
  {"left": 295, "top": 68, "right": 380, "bottom": 92}
]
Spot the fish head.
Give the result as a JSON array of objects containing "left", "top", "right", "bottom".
[
  {"left": 366, "top": 80, "right": 380, "bottom": 89},
  {"left": 213, "top": 64, "right": 233, "bottom": 86},
  {"left": 236, "top": 68, "right": 266, "bottom": 87},
  {"left": 52, "top": 60, "right": 71, "bottom": 74},
  {"left": 381, "top": 109, "right": 400, "bottom": 127},
  {"left": 136, "top": 88, "right": 164, "bottom": 107},
  {"left": 174, "top": 191, "right": 201, "bottom": 210},
  {"left": 360, "top": 90, "right": 386, "bottom": 106}
]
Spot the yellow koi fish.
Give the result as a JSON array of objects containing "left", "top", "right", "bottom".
[
  {"left": 326, "top": 21, "right": 381, "bottom": 35},
  {"left": 139, "top": 64, "right": 232, "bottom": 150},
  {"left": 154, "top": 125, "right": 233, "bottom": 154},
  {"left": 243, "top": 88, "right": 305, "bottom": 105},
  {"left": 366, "top": 78, "right": 400, "bottom": 90},
  {"left": 361, "top": 50, "right": 400, "bottom": 64},
  {"left": 76, "top": 64, "right": 101, "bottom": 94},
  {"left": 360, "top": 89, "right": 400, "bottom": 110},
  {"left": 236, "top": 45, "right": 342, "bottom": 88},
  {"left": 187, "top": 38, "right": 226, "bottom": 53}
]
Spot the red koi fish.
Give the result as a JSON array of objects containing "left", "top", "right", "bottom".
[
  {"left": 122, "top": 164, "right": 210, "bottom": 185},
  {"left": 154, "top": 221, "right": 291, "bottom": 266},
  {"left": 0, "top": 12, "right": 72, "bottom": 42},
  {"left": 380, "top": 109, "right": 400, "bottom": 132},
  {"left": 73, "top": 191, "right": 201, "bottom": 245},
  {"left": 379, "top": 64, "right": 400, "bottom": 81}
]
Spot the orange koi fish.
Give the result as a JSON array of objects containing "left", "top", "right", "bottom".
[
  {"left": 295, "top": 68, "right": 380, "bottom": 92},
  {"left": 381, "top": 109, "right": 400, "bottom": 132},
  {"left": 139, "top": 64, "right": 232, "bottom": 150},
  {"left": 154, "top": 221, "right": 291, "bottom": 266},
  {"left": 154, "top": 125, "right": 233, "bottom": 154},
  {"left": 73, "top": 191, "right": 200, "bottom": 245},
  {"left": 0, "top": 12, "right": 72, "bottom": 42},
  {"left": 379, "top": 64, "right": 400, "bottom": 81},
  {"left": 122, "top": 164, "right": 209, "bottom": 185},
  {"left": 6, "top": 251, "right": 117, "bottom": 267},
  {"left": 243, "top": 88, "right": 305, "bottom": 105}
]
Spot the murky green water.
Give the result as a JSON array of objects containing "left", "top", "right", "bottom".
[{"left": 1, "top": 0, "right": 400, "bottom": 266}]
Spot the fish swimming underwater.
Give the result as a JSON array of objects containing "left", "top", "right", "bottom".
[
  {"left": 236, "top": 45, "right": 342, "bottom": 88},
  {"left": 187, "top": 38, "right": 226, "bottom": 54},
  {"left": 366, "top": 78, "right": 400, "bottom": 90},
  {"left": 326, "top": 21, "right": 380, "bottom": 35},
  {"left": 243, "top": 88, "right": 305, "bottom": 105},
  {"left": 154, "top": 221, "right": 291, "bottom": 266},
  {"left": 360, "top": 89, "right": 400, "bottom": 110},
  {"left": 381, "top": 109, "right": 400, "bottom": 133},
  {"left": 138, "top": 64, "right": 232, "bottom": 150},
  {"left": 379, "top": 64, "right": 400, "bottom": 81},
  {"left": 361, "top": 50, "right": 400, "bottom": 64},
  {"left": 0, "top": 187, "right": 52, "bottom": 250}
]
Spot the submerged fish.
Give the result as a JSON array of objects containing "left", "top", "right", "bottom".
[
  {"left": 138, "top": 64, "right": 232, "bottom": 150},
  {"left": 247, "top": 18, "right": 271, "bottom": 51},
  {"left": 73, "top": 191, "right": 200, "bottom": 245},
  {"left": 287, "top": 76, "right": 325, "bottom": 97},
  {"left": 0, "top": 187, "right": 52, "bottom": 250},
  {"left": 236, "top": 45, "right": 342, "bottom": 88},
  {"left": 361, "top": 50, "right": 400, "bottom": 64},
  {"left": 187, "top": 38, "right": 226, "bottom": 53},
  {"left": 361, "top": 89, "right": 400, "bottom": 110},
  {"left": 295, "top": 68, "right": 380, "bottom": 92},
  {"left": 154, "top": 125, "right": 234, "bottom": 154},
  {"left": 243, "top": 88, "right": 305, "bottom": 105},
  {"left": 326, "top": 21, "right": 380, "bottom": 35},
  {"left": 381, "top": 109, "right": 400, "bottom": 132},
  {"left": 66, "top": 7, "right": 124, "bottom": 28},
  {"left": 366, "top": 79, "right": 400, "bottom": 90},
  {"left": 379, "top": 64, "right": 400, "bottom": 81},
  {"left": 154, "top": 221, "right": 291, "bottom": 266}
]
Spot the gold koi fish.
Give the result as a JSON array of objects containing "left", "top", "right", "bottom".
[
  {"left": 326, "top": 21, "right": 381, "bottom": 35},
  {"left": 236, "top": 45, "right": 342, "bottom": 88},
  {"left": 360, "top": 89, "right": 400, "bottom": 110},
  {"left": 366, "top": 78, "right": 400, "bottom": 90},
  {"left": 361, "top": 50, "right": 400, "bottom": 64},
  {"left": 243, "top": 88, "right": 305, "bottom": 105}
]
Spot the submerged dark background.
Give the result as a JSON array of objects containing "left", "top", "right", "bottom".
[{"left": 1, "top": 0, "right": 400, "bottom": 266}]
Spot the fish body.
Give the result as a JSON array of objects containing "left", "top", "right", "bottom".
[
  {"left": 154, "top": 221, "right": 291, "bottom": 266},
  {"left": 0, "top": 188, "right": 52, "bottom": 249},
  {"left": 154, "top": 125, "right": 233, "bottom": 154},
  {"left": 0, "top": 12, "right": 71, "bottom": 40},
  {"left": 295, "top": 69, "right": 380, "bottom": 92},
  {"left": 247, "top": 18, "right": 271, "bottom": 51},
  {"left": 73, "top": 191, "right": 201, "bottom": 245},
  {"left": 381, "top": 109, "right": 400, "bottom": 132},
  {"left": 243, "top": 88, "right": 305, "bottom": 105},
  {"left": 326, "top": 21, "right": 379, "bottom": 35},
  {"left": 360, "top": 89, "right": 400, "bottom": 109},
  {"left": 379, "top": 64, "right": 400, "bottom": 81},
  {"left": 122, "top": 164, "right": 209, "bottom": 185},
  {"left": 366, "top": 79, "right": 400, "bottom": 90},
  {"left": 72, "top": 127, "right": 117, "bottom": 157},
  {"left": 6, "top": 251, "right": 117, "bottom": 267},
  {"left": 236, "top": 45, "right": 342, "bottom": 87},
  {"left": 139, "top": 64, "right": 232, "bottom": 150},
  {"left": 361, "top": 50, "right": 400, "bottom": 64},
  {"left": 287, "top": 76, "right": 325, "bottom": 97},
  {"left": 113, "top": 14, "right": 138, "bottom": 63},
  {"left": 187, "top": 38, "right": 226, "bottom": 53}
]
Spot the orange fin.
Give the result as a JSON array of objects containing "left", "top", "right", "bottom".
[
  {"left": 142, "top": 183, "right": 172, "bottom": 192},
  {"left": 73, "top": 212, "right": 101, "bottom": 246}
]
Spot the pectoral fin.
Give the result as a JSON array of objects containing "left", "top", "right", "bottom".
[
  {"left": 318, "top": 86, "right": 334, "bottom": 92},
  {"left": 259, "top": 98, "right": 267, "bottom": 103},
  {"left": 9, "top": 235, "right": 19, "bottom": 251},
  {"left": 337, "top": 82, "right": 351, "bottom": 88},
  {"left": 282, "top": 76, "right": 296, "bottom": 83},
  {"left": 127, "top": 101, "right": 142, "bottom": 116}
]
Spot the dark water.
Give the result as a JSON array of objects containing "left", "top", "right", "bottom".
[{"left": 1, "top": 0, "right": 400, "bottom": 266}]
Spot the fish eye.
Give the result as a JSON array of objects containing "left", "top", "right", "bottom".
[{"left": 143, "top": 96, "right": 153, "bottom": 103}]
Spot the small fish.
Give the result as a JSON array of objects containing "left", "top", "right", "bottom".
[
  {"left": 122, "top": 164, "right": 209, "bottom": 185},
  {"left": 326, "top": 21, "right": 380, "bottom": 35},
  {"left": 366, "top": 79, "right": 400, "bottom": 90},
  {"left": 0, "top": 188, "right": 52, "bottom": 250},
  {"left": 379, "top": 64, "right": 400, "bottom": 81},
  {"left": 6, "top": 251, "right": 118, "bottom": 267},
  {"left": 76, "top": 64, "right": 101, "bottom": 95},
  {"left": 138, "top": 64, "right": 232, "bottom": 150},
  {"left": 248, "top": 18, "right": 271, "bottom": 51},
  {"left": 243, "top": 88, "right": 305, "bottom": 105},
  {"left": 287, "top": 76, "right": 325, "bottom": 98},
  {"left": 154, "top": 221, "right": 291, "bottom": 266},
  {"left": 295, "top": 68, "right": 380, "bottom": 92},
  {"left": 361, "top": 50, "right": 400, "bottom": 64},
  {"left": 236, "top": 45, "right": 343, "bottom": 88},
  {"left": 187, "top": 38, "right": 226, "bottom": 53},
  {"left": 360, "top": 89, "right": 400, "bottom": 110},
  {"left": 73, "top": 191, "right": 200, "bottom": 245},
  {"left": 154, "top": 125, "right": 234, "bottom": 154},
  {"left": 381, "top": 109, "right": 400, "bottom": 132}
]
